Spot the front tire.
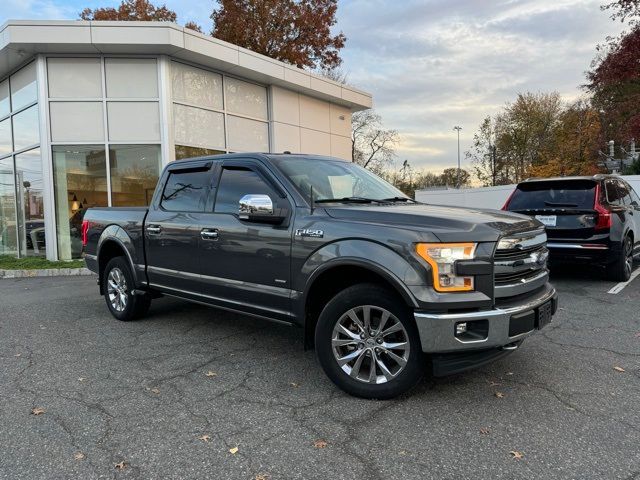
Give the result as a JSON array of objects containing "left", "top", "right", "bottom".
[
  {"left": 103, "top": 256, "right": 151, "bottom": 321},
  {"left": 607, "top": 236, "right": 634, "bottom": 282},
  {"left": 315, "top": 284, "right": 424, "bottom": 399}
]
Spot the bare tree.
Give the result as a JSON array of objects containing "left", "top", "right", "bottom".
[{"left": 352, "top": 110, "right": 398, "bottom": 174}]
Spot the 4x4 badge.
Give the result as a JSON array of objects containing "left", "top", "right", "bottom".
[{"left": 295, "top": 228, "right": 324, "bottom": 238}]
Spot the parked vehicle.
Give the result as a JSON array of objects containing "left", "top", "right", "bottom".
[
  {"left": 503, "top": 175, "right": 640, "bottom": 281},
  {"left": 83, "top": 153, "right": 557, "bottom": 399}
]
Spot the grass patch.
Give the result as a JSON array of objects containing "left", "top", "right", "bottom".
[{"left": 0, "top": 255, "right": 85, "bottom": 270}]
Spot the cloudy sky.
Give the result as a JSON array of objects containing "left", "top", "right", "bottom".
[{"left": 2, "top": 0, "right": 627, "bottom": 172}]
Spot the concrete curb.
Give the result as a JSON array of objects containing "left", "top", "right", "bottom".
[{"left": 0, "top": 268, "right": 96, "bottom": 279}]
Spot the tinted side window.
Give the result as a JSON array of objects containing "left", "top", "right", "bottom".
[
  {"left": 605, "top": 180, "right": 621, "bottom": 205},
  {"left": 214, "top": 167, "right": 274, "bottom": 214},
  {"left": 630, "top": 187, "right": 640, "bottom": 206},
  {"left": 161, "top": 170, "right": 211, "bottom": 212}
]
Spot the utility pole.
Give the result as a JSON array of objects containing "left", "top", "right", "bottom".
[{"left": 453, "top": 126, "right": 462, "bottom": 188}]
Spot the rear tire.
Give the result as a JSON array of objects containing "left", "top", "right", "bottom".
[
  {"left": 315, "top": 283, "right": 424, "bottom": 399},
  {"left": 607, "top": 236, "right": 634, "bottom": 282},
  {"left": 103, "top": 256, "right": 151, "bottom": 321}
]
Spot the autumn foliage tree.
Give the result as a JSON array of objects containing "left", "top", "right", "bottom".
[
  {"left": 80, "top": 0, "right": 201, "bottom": 31},
  {"left": 588, "top": 0, "right": 640, "bottom": 145},
  {"left": 211, "top": 0, "right": 346, "bottom": 70}
]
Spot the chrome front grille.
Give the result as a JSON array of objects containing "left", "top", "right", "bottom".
[{"left": 494, "top": 230, "right": 548, "bottom": 296}]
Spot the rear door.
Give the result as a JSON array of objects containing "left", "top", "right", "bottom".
[
  {"left": 145, "top": 161, "right": 218, "bottom": 294},
  {"left": 507, "top": 180, "right": 599, "bottom": 240}
]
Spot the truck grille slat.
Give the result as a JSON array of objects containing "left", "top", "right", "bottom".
[{"left": 494, "top": 230, "right": 548, "bottom": 291}]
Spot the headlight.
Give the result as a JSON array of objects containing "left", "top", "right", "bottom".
[{"left": 416, "top": 243, "right": 477, "bottom": 292}]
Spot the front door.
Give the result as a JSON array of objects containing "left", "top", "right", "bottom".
[
  {"left": 145, "top": 162, "right": 217, "bottom": 295},
  {"left": 198, "top": 160, "right": 293, "bottom": 320}
]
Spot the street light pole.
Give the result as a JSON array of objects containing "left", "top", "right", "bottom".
[{"left": 453, "top": 126, "right": 462, "bottom": 188}]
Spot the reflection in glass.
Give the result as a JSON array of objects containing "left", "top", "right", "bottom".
[
  {"left": 0, "top": 118, "right": 11, "bottom": 157},
  {"left": 173, "top": 103, "right": 225, "bottom": 150},
  {"left": 110, "top": 145, "right": 160, "bottom": 207},
  {"left": 175, "top": 145, "right": 224, "bottom": 160},
  {"left": 10, "top": 62, "right": 37, "bottom": 111},
  {"left": 0, "top": 80, "right": 9, "bottom": 118},
  {"left": 53, "top": 146, "right": 108, "bottom": 260},
  {"left": 171, "top": 62, "right": 223, "bottom": 110},
  {"left": 15, "top": 148, "right": 45, "bottom": 257},
  {"left": 227, "top": 115, "right": 269, "bottom": 152},
  {"left": 224, "top": 77, "right": 267, "bottom": 120},
  {"left": 0, "top": 156, "right": 17, "bottom": 256},
  {"left": 12, "top": 105, "right": 40, "bottom": 151}
]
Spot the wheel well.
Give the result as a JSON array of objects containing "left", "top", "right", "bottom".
[
  {"left": 97, "top": 240, "right": 127, "bottom": 294},
  {"left": 304, "top": 265, "right": 409, "bottom": 349}
]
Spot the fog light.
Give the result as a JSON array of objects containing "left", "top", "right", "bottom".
[{"left": 455, "top": 322, "right": 468, "bottom": 336}]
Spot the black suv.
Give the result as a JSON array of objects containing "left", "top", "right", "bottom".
[{"left": 503, "top": 175, "right": 640, "bottom": 281}]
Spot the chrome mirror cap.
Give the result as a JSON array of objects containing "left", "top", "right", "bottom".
[{"left": 239, "top": 194, "right": 274, "bottom": 218}]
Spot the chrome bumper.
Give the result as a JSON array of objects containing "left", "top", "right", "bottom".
[{"left": 414, "top": 286, "right": 557, "bottom": 353}]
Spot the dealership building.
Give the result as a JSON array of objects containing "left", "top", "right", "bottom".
[{"left": 0, "top": 20, "right": 372, "bottom": 261}]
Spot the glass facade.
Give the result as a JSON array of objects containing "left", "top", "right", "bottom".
[
  {"left": 47, "top": 58, "right": 162, "bottom": 259},
  {"left": 171, "top": 61, "right": 269, "bottom": 157},
  {"left": 1, "top": 55, "right": 276, "bottom": 260},
  {"left": 0, "top": 61, "right": 42, "bottom": 257}
]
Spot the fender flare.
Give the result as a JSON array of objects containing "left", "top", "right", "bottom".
[
  {"left": 96, "top": 225, "right": 140, "bottom": 287},
  {"left": 297, "top": 239, "right": 426, "bottom": 322}
]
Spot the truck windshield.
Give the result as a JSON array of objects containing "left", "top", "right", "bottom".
[
  {"left": 509, "top": 180, "right": 596, "bottom": 210},
  {"left": 271, "top": 157, "right": 408, "bottom": 203}
]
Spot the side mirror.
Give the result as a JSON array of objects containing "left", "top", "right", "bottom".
[{"left": 239, "top": 194, "right": 287, "bottom": 224}]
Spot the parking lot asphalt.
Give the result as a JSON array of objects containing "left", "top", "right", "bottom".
[{"left": 1, "top": 268, "right": 639, "bottom": 480}]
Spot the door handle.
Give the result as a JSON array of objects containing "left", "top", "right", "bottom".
[
  {"left": 200, "top": 228, "right": 219, "bottom": 240},
  {"left": 147, "top": 225, "right": 162, "bottom": 234}
]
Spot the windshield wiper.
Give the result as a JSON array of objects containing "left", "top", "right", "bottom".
[
  {"left": 544, "top": 201, "right": 579, "bottom": 207},
  {"left": 314, "top": 196, "right": 386, "bottom": 204},
  {"left": 381, "top": 196, "right": 417, "bottom": 203}
]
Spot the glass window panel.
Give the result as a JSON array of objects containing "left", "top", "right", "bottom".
[
  {"left": 0, "top": 118, "right": 12, "bottom": 157},
  {"left": 107, "top": 102, "right": 160, "bottom": 142},
  {"left": 53, "top": 145, "right": 108, "bottom": 260},
  {"left": 214, "top": 168, "right": 274, "bottom": 214},
  {"left": 171, "top": 62, "right": 222, "bottom": 110},
  {"left": 15, "top": 148, "right": 45, "bottom": 257},
  {"left": 224, "top": 77, "right": 267, "bottom": 119},
  {"left": 109, "top": 145, "right": 160, "bottom": 207},
  {"left": 0, "top": 80, "right": 9, "bottom": 117},
  {"left": 105, "top": 58, "right": 158, "bottom": 98},
  {"left": 160, "top": 170, "right": 211, "bottom": 212},
  {"left": 0, "top": 156, "right": 17, "bottom": 256},
  {"left": 50, "top": 102, "right": 104, "bottom": 142},
  {"left": 10, "top": 62, "right": 37, "bottom": 111},
  {"left": 12, "top": 105, "right": 39, "bottom": 151},
  {"left": 227, "top": 115, "right": 268, "bottom": 152},
  {"left": 173, "top": 104, "right": 225, "bottom": 150},
  {"left": 48, "top": 58, "right": 102, "bottom": 98},
  {"left": 175, "top": 145, "right": 224, "bottom": 160},
  {"left": 47, "top": 58, "right": 102, "bottom": 98}
]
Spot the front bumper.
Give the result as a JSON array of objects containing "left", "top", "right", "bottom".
[{"left": 414, "top": 284, "right": 557, "bottom": 354}]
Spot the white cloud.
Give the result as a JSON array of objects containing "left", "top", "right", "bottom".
[{"left": 338, "top": 0, "right": 626, "bottom": 172}]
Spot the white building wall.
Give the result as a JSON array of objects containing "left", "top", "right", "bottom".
[
  {"left": 269, "top": 85, "right": 352, "bottom": 160},
  {"left": 415, "top": 176, "right": 640, "bottom": 210}
]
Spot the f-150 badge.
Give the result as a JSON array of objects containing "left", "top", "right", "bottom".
[{"left": 295, "top": 228, "right": 324, "bottom": 238}]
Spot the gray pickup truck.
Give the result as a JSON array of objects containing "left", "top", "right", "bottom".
[{"left": 83, "top": 153, "right": 557, "bottom": 399}]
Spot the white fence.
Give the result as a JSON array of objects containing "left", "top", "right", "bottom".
[{"left": 415, "top": 175, "right": 640, "bottom": 210}]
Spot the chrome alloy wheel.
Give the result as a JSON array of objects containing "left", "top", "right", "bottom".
[
  {"left": 331, "top": 305, "right": 410, "bottom": 384},
  {"left": 107, "top": 267, "right": 128, "bottom": 312}
]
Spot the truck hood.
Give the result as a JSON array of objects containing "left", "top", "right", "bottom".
[{"left": 324, "top": 203, "right": 541, "bottom": 242}]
